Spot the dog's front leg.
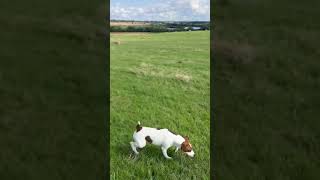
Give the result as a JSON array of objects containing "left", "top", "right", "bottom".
[
  {"left": 161, "top": 146, "right": 172, "bottom": 159},
  {"left": 175, "top": 147, "right": 179, "bottom": 152}
]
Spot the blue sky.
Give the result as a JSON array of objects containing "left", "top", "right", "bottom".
[{"left": 111, "top": 0, "right": 210, "bottom": 21}]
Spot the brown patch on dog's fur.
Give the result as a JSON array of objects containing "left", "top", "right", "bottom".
[
  {"left": 156, "top": 128, "right": 161, "bottom": 130},
  {"left": 181, "top": 136, "right": 192, "bottom": 152},
  {"left": 145, "top": 136, "right": 153, "bottom": 144},
  {"left": 136, "top": 124, "right": 142, "bottom": 132}
]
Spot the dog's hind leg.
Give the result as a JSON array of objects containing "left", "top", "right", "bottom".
[
  {"left": 135, "top": 139, "right": 146, "bottom": 149},
  {"left": 161, "top": 146, "right": 172, "bottom": 159},
  {"left": 130, "top": 141, "right": 139, "bottom": 154},
  {"left": 130, "top": 139, "right": 147, "bottom": 154}
]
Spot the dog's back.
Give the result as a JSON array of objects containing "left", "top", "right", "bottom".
[
  {"left": 134, "top": 121, "right": 170, "bottom": 136},
  {"left": 133, "top": 122, "right": 174, "bottom": 146}
]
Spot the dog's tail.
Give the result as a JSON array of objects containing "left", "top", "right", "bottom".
[{"left": 136, "top": 121, "right": 142, "bottom": 132}]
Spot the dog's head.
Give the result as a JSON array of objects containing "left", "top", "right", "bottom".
[{"left": 181, "top": 136, "right": 195, "bottom": 157}]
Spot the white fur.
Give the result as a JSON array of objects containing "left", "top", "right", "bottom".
[{"left": 130, "top": 123, "right": 195, "bottom": 159}]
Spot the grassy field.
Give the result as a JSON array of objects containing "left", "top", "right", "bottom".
[
  {"left": 1, "top": 0, "right": 320, "bottom": 179},
  {"left": 110, "top": 31, "right": 210, "bottom": 179},
  {"left": 213, "top": 0, "right": 320, "bottom": 179}
]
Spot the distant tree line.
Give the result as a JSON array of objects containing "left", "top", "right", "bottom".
[
  {"left": 110, "top": 23, "right": 210, "bottom": 32},
  {"left": 111, "top": 25, "right": 168, "bottom": 32}
]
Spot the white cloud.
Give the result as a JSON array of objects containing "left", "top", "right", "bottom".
[
  {"left": 171, "top": 0, "right": 209, "bottom": 15},
  {"left": 111, "top": 0, "right": 210, "bottom": 21}
]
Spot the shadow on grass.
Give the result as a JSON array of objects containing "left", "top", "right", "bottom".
[{"left": 115, "top": 143, "right": 185, "bottom": 162}]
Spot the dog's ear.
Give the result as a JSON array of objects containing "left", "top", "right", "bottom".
[
  {"left": 181, "top": 138, "right": 192, "bottom": 152},
  {"left": 184, "top": 136, "right": 189, "bottom": 141}
]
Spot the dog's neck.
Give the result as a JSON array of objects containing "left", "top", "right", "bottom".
[{"left": 173, "top": 135, "right": 185, "bottom": 147}]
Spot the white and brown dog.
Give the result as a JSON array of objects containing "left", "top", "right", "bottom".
[{"left": 130, "top": 121, "right": 195, "bottom": 159}]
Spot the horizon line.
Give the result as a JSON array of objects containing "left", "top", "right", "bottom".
[{"left": 110, "top": 19, "right": 210, "bottom": 22}]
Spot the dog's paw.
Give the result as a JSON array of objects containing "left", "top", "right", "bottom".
[
  {"left": 129, "top": 150, "right": 139, "bottom": 157},
  {"left": 129, "top": 153, "right": 139, "bottom": 161}
]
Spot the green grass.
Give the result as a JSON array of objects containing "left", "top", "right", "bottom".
[
  {"left": 110, "top": 31, "right": 210, "bottom": 179},
  {"left": 213, "top": 0, "right": 320, "bottom": 179}
]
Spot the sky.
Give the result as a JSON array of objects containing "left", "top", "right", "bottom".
[{"left": 111, "top": 0, "right": 210, "bottom": 21}]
